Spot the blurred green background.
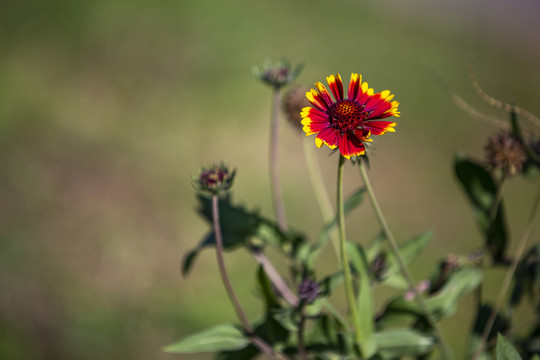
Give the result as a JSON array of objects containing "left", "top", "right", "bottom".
[{"left": 1, "top": 0, "right": 539, "bottom": 359}]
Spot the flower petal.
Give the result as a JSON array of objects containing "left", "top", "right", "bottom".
[
  {"left": 315, "top": 82, "right": 334, "bottom": 107},
  {"left": 354, "top": 81, "right": 374, "bottom": 105},
  {"left": 327, "top": 74, "right": 343, "bottom": 101},
  {"left": 364, "top": 121, "right": 396, "bottom": 135},
  {"left": 348, "top": 73, "right": 362, "bottom": 101},
  {"left": 306, "top": 89, "right": 328, "bottom": 111},
  {"left": 339, "top": 132, "right": 366, "bottom": 159},
  {"left": 301, "top": 107, "right": 330, "bottom": 123},
  {"left": 316, "top": 127, "right": 341, "bottom": 149}
]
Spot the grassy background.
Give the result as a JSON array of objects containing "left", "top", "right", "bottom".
[{"left": 1, "top": 0, "right": 539, "bottom": 359}]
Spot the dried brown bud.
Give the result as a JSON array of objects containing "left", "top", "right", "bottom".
[
  {"left": 283, "top": 85, "right": 310, "bottom": 133},
  {"left": 485, "top": 132, "right": 526, "bottom": 178}
]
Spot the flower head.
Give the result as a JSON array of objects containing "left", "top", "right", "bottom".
[
  {"left": 283, "top": 85, "right": 311, "bottom": 133},
  {"left": 485, "top": 132, "right": 526, "bottom": 178},
  {"left": 193, "top": 163, "right": 236, "bottom": 196},
  {"left": 301, "top": 73, "right": 400, "bottom": 159}
]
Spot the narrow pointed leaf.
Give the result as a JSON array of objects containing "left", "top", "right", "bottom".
[
  {"left": 346, "top": 242, "right": 377, "bottom": 357},
  {"left": 381, "top": 231, "right": 432, "bottom": 287},
  {"left": 496, "top": 333, "right": 522, "bottom": 360},
  {"left": 454, "top": 155, "right": 508, "bottom": 261},
  {"left": 382, "top": 267, "right": 483, "bottom": 324},
  {"left": 374, "top": 328, "right": 435, "bottom": 359},
  {"left": 164, "top": 324, "right": 249, "bottom": 353}
]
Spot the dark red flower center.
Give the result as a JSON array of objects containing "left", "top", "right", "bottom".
[{"left": 327, "top": 100, "right": 367, "bottom": 134}]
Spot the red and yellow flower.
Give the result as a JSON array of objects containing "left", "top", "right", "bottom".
[{"left": 301, "top": 73, "right": 400, "bottom": 159}]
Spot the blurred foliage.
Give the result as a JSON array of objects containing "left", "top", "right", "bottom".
[{"left": 1, "top": 0, "right": 540, "bottom": 359}]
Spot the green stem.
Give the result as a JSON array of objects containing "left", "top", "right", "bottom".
[
  {"left": 358, "top": 162, "right": 452, "bottom": 359},
  {"left": 337, "top": 155, "right": 364, "bottom": 355},
  {"left": 250, "top": 248, "right": 298, "bottom": 306},
  {"left": 474, "top": 181, "right": 505, "bottom": 318},
  {"left": 303, "top": 138, "right": 339, "bottom": 258},
  {"left": 297, "top": 305, "right": 308, "bottom": 360},
  {"left": 471, "top": 181, "right": 540, "bottom": 359},
  {"left": 211, "top": 195, "right": 289, "bottom": 360},
  {"left": 270, "top": 88, "right": 288, "bottom": 232}
]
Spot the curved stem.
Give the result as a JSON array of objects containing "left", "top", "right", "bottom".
[
  {"left": 303, "top": 138, "right": 339, "bottom": 258},
  {"left": 211, "top": 195, "right": 289, "bottom": 360},
  {"left": 270, "top": 89, "right": 288, "bottom": 232},
  {"left": 358, "top": 162, "right": 452, "bottom": 359},
  {"left": 250, "top": 247, "right": 298, "bottom": 306},
  {"left": 337, "top": 155, "right": 364, "bottom": 355},
  {"left": 471, "top": 181, "right": 540, "bottom": 359}
]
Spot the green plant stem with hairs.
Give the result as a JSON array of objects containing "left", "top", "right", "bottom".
[
  {"left": 337, "top": 155, "right": 365, "bottom": 356},
  {"left": 471, "top": 181, "right": 540, "bottom": 360},
  {"left": 358, "top": 162, "right": 452, "bottom": 360},
  {"left": 211, "top": 195, "right": 289, "bottom": 360},
  {"left": 270, "top": 88, "right": 288, "bottom": 232}
]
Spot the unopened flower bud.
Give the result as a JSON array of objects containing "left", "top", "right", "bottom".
[
  {"left": 283, "top": 85, "right": 310, "bottom": 133},
  {"left": 370, "top": 252, "right": 387, "bottom": 281},
  {"left": 298, "top": 279, "right": 320, "bottom": 303},
  {"left": 485, "top": 132, "right": 526, "bottom": 178},
  {"left": 193, "top": 163, "right": 235, "bottom": 195},
  {"left": 253, "top": 59, "right": 303, "bottom": 89}
]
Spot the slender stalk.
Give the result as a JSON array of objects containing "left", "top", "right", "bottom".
[
  {"left": 211, "top": 195, "right": 289, "bottom": 360},
  {"left": 358, "top": 162, "right": 452, "bottom": 359},
  {"left": 250, "top": 247, "right": 299, "bottom": 306},
  {"left": 297, "top": 305, "right": 308, "bottom": 360},
  {"left": 487, "top": 181, "right": 506, "bottom": 227},
  {"left": 270, "top": 88, "right": 288, "bottom": 232},
  {"left": 337, "top": 155, "right": 365, "bottom": 354},
  {"left": 471, "top": 181, "right": 540, "bottom": 360},
  {"left": 302, "top": 138, "right": 339, "bottom": 258},
  {"left": 474, "top": 181, "right": 505, "bottom": 314}
]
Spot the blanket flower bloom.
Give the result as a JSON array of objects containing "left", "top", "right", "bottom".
[{"left": 301, "top": 73, "right": 400, "bottom": 159}]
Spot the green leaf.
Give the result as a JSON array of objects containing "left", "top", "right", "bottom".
[
  {"left": 381, "top": 267, "right": 483, "bottom": 324},
  {"left": 365, "top": 231, "right": 385, "bottom": 263},
  {"left": 183, "top": 195, "right": 306, "bottom": 274},
  {"left": 381, "top": 231, "right": 432, "bottom": 288},
  {"left": 426, "top": 266, "right": 484, "bottom": 318},
  {"left": 318, "top": 271, "right": 344, "bottom": 297},
  {"left": 374, "top": 328, "right": 435, "bottom": 359},
  {"left": 252, "top": 268, "right": 289, "bottom": 348},
  {"left": 303, "top": 314, "right": 357, "bottom": 358},
  {"left": 454, "top": 155, "right": 508, "bottom": 261},
  {"left": 496, "top": 333, "right": 522, "bottom": 360},
  {"left": 346, "top": 242, "right": 377, "bottom": 357},
  {"left": 215, "top": 345, "right": 258, "bottom": 360},
  {"left": 510, "top": 244, "right": 540, "bottom": 310},
  {"left": 182, "top": 231, "right": 244, "bottom": 276},
  {"left": 163, "top": 324, "right": 249, "bottom": 353}
]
